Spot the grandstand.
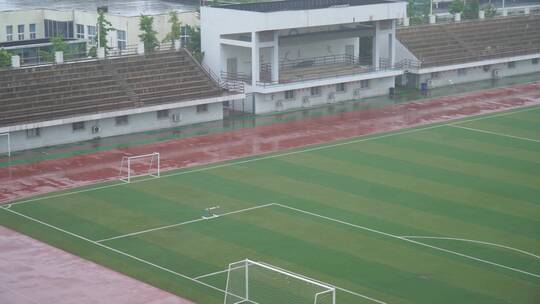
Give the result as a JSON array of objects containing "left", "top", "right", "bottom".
[
  {"left": 397, "top": 13, "right": 540, "bottom": 88},
  {"left": 0, "top": 49, "right": 244, "bottom": 153}
]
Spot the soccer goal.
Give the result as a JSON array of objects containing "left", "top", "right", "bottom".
[
  {"left": 119, "top": 152, "right": 160, "bottom": 183},
  {"left": 0, "top": 133, "right": 10, "bottom": 157},
  {"left": 224, "top": 259, "right": 336, "bottom": 304}
]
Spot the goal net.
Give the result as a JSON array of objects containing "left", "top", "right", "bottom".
[
  {"left": 119, "top": 152, "right": 160, "bottom": 183},
  {"left": 224, "top": 259, "right": 336, "bottom": 304}
]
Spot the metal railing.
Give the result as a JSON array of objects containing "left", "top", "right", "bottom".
[{"left": 279, "top": 54, "right": 369, "bottom": 70}]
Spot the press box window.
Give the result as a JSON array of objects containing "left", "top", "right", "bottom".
[
  {"left": 310, "top": 86, "right": 321, "bottom": 96},
  {"left": 507, "top": 62, "right": 516, "bottom": 69},
  {"left": 26, "top": 128, "right": 41, "bottom": 138},
  {"left": 115, "top": 115, "right": 128, "bottom": 125},
  {"left": 284, "top": 90, "right": 295, "bottom": 100},
  {"left": 336, "top": 83, "right": 346, "bottom": 92},
  {"left": 72, "top": 121, "right": 85, "bottom": 131},
  {"left": 157, "top": 109, "right": 169, "bottom": 119},
  {"left": 196, "top": 104, "right": 208, "bottom": 113}
]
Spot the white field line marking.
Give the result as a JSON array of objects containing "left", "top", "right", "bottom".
[
  {"left": 6, "top": 104, "right": 540, "bottom": 209},
  {"left": 97, "top": 203, "right": 275, "bottom": 243},
  {"left": 272, "top": 203, "right": 540, "bottom": 279},
  {"left": 401, "top": 236, "right": 540, "bottom": 260},
  {"left": 449, "top": 125, "right": 540, "bottom": 143},
  {"left": 0, "top": 207, "right": 227, "bottom": 295}
]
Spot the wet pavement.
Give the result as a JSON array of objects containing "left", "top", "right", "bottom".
[{"left": 0, "top": 0, "right": 197, "bottom": 16}]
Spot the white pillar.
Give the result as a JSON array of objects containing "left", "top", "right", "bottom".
[
  {"left": 454, "top": 12, "right": 461, "bottom": 22},
  {"left": 272, "top": 31, "right": 279, "bottom": 83},
  {"left": 429, "top": 15, "right": 436, "bottom": 24},
  {"left": 55, "top": 51, "right": 64, "bottom": 64},
  {"left": 11, "top": 55, "right": 20, "bottom": 68},
  {"left": 403, "top": 17, "right": 410, "bottom": 27},
  {"left": 372, "top": 21, "right": 380, "bottom": 69},
  {"left": 390, "top": 20, "right": 396, "bottom": 67},
  {"left": 479, "top": 10, "right": 485, "bottom": 19},
  {"left": 502, "top": 9, "right": 508, "bottom": 17},
  {"left": 174, "top": 40, "right": 181, "bottom": 51},
  {"left": 524, "top": 7, "right": 530, "bottom": 15},
  {"left": 251, "top": 31, "right": 260, "bottom": 85},
  {"left": 97, "top": 47, "right": 105, "bottom": 59},
  {"left": 137, "top": 42, "right": 145, "bottom": 55}
]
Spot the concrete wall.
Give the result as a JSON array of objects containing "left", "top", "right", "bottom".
[
  {"left": 252, "top": 76, "right": 394, "bottom": 114},
  {"left": 2, "top": 102, "right": 222, "bottom": 153},
  {"left": 413, "top": 58, "right": 540, "bottom": 88}
]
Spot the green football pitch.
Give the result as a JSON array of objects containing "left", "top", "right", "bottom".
[{"left": 1, "top": 106, "right": 540, "bottom": 304}]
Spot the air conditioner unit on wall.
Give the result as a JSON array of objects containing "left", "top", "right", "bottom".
[
  {"left": 302, "top": 96, "right": 310, "bottom": 106},
  {"left": 91, "top": 125, "right": 100, "bottom": 134},
  {"left": 327, "top": 92, "right": 336, "bottom": 103},
  {"left": 172, "top": 113, "right": 181, "bottom": 122},
  {"left": 276, "top": 100, "right": 284, "bottom": 110},
  {"left": 492, "top": 69, "right": 502, "bottom": 79}
]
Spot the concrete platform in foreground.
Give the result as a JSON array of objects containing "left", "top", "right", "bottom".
[{"left": 0, "top": 225, "right": 194, "bottom": 304}]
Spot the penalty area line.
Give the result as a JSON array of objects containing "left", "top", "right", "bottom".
[
  {"left": 449, "top": 125, "right": 540, "bottom": 143},
  {"left": 271, "top": 203, "right": 540, "bottom": 279}
]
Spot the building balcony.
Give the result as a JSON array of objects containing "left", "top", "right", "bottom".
[{"left": 220, "top": 54, "right": 402, "bottom": 93}]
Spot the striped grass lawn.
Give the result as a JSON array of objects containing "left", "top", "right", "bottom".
[{"left": 1, "top": 106, "right": 539, "bottom": 304}]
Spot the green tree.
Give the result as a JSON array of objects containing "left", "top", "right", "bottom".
[
  {"left": 0, "top": 48, "right": 11, "bottom": 67},
  {"left": 139, "top": 15, "right": 159, "bottom": 52},
  {"left": 463, "top": 0, "right": 480, "bottom": 19},
  {"left": 162, "top": 11, "right": 182, "bottom": 44},
  {"left": 185, "top": 25, "right": 204, "bottom": 62},
  {"left": 449, "top": 0, "right": 464, "bottom": 15},
  {"left": 407, "top": 0, "right": 414, "bottom": 17},
  {"left": 97, "top": 8, "right": 114, "bottom": 52},
  {"left": 482, "top": 3, "right": 497, "bottom": 18},
  {"left": 39, "top": 36, "right": 72, "bottom": 62}
]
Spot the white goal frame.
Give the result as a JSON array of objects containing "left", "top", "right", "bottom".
[
  {"left": 119, "top": 152, "right": 160, "bottom": 183},
  {"left": 224, "top": 259, "right": 336, "bottom": 304},
  {"left": 0, "top": 133, "right": 10, "bottom": 157}
]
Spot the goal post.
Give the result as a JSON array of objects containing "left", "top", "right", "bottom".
[
  {"left": 224, "top": 259, "right": 336, "bottom": 304},
  {"left": 119, "top": 152, "right": 160, "bottom": 183},
  {"left": 0, "top": 133, "right": 11, "bottom": 157}
]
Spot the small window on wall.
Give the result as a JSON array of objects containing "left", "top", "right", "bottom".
[
  {"left": 457, "top": 68, "right": 467, "bottom": 76},
  {"left": 115, "top": 115, "right": 128, "bottom": 125},
  {"left": 29, "top": 23, "right": 36, "bottom": 39},
  {"left": 117, "top": 30, "right": 127, "bottom": 50},
  {"left": 507, "top": 62, "right": 516, "bottom": 69},
  {"left": 157, "top": 109, "right": 169, "bottom": 119},
  {"left": 196, "top": 104, "right": 208, "bottom": 113},
  {"left": 310, "top": 86, "right": 321, "bottom": 96},
  {"left": 6, "top": 25, "right": 13, "bottom": 41},
  {"left": 483, "top": 65, "right": 491, "bottom": 72},
  {"left": 336, "top": 83, "right": 346, "bottom": 92},
  {"left": 26, "top": 128, "right": 41, "bottom": 138},
  {"left": 72, "top": 121, "right": 85, "bottom": 131},
  {"left": 87, "top": 25, "right": 97, "bottom": 44},
  {"left": 532, "top": 58, "right": 539, "bottom": 65},
  {"left": 18, "top": 24, "right": 24, "bottom": 40},
  {"left": 431, "top": 72, "right": 440, "bottom": 79},
  {"left": 360, "top": 80, "right": 370, "bottom": 89},
  {"left": 76, "top": 24, "right": 84, "bottom": 39},
  {"left": 284, "top": 90, "right": 295, "bottom": 100}
]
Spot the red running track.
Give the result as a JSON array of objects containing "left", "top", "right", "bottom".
[{"left": 1, "top": 82, "right": 540, "bottom": 203}]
